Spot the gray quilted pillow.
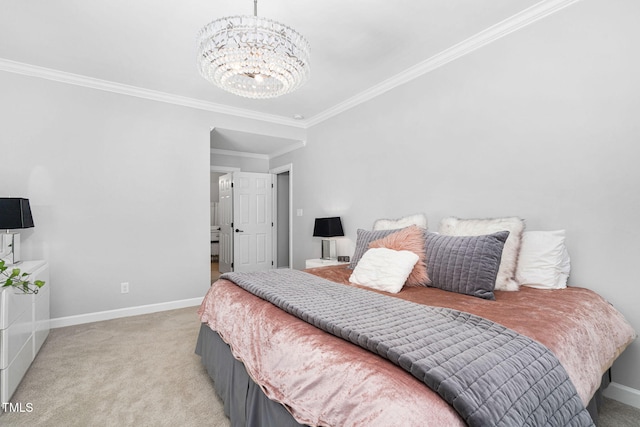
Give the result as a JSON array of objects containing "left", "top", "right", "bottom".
[
  {"left": 349, "top": 228, "right": 402, "bottom": 269},
  {"left": 424, "top": 231, "right": 509, "bottom": 300}
]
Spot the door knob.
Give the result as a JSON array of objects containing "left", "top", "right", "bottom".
[{"left": 235, "top": 229, "right": 244, "bottom": 233}]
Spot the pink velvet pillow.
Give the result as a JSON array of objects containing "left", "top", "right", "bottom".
[{"left": 368, "top": 225, "right": 429, "bottom": 286}]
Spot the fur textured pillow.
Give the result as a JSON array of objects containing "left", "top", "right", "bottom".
[
  {"left": 439, "top": 216, "right": 525, "bottom": 292},
  {"left": 349, "top": 248, "right": 419, "bottom": 293},
  {"left": 373, "top": 213, "right": 428, "bottom": 231},
  {"left": 368, "top": 225, "right": 429, "bottom": 286}
]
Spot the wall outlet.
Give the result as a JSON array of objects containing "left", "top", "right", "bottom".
[{"left": 120, "top": 282, "right": 129, "bottom": 294}]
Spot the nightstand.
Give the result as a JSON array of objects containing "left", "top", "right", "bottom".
[{"left": 305, "top": 258, "right": 349, "bottom": 269}]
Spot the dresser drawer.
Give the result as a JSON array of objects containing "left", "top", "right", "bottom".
[
  {"left": 0, "top": 305, "right": 33, "bottom": 369},
  {"left": 0, "top": 287, "right": 32, "bottom": 330},
  {"left": 0, "top": 334, "right": 33, "bottom": 404}
]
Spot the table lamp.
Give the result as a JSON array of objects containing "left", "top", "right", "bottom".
[
  {"left": 0, "top": 198, "right": 35, "bottom": 265},
  {"left": 313, "top": 217, "right": 344, "bottom": 260}
]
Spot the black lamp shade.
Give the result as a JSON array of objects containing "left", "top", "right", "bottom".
[
  {"left": 313, "top": 217, "right": 344, "bottom": 237},
  {"left": 0, "top": 198, "right": 35, "bottom": 229}
]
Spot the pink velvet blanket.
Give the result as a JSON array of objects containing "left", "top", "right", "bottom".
[{"left": 199, "top": 265, "right": 636, "bottom": 427}]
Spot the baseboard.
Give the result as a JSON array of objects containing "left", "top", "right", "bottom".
[
  {"left": 50, "top": 297, "right": 203, "bottom": 329},
  {"left": 603, "top": 382, "right": 640, "bottom": 409}
]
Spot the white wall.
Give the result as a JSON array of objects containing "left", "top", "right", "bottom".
[
  {"left": 272, "top": 0, "right": 640, "bottom": 392},
  {"left": 0, "top": 71, "right": 303, "bottom": 320}
]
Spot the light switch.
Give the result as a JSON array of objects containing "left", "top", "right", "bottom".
[{"left": 296, "top": 209, "right": 303, "bottom": 217}]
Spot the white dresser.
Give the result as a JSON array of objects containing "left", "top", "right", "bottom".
[{"left": 0, "top": 260, "right": 49, "bottom": 403}]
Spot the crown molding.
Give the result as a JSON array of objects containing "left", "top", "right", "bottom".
[
  {"left": 210, "top": 165, "right": 241, "bottom": 173},
  {"left": 306, "top": 0, "right": 582, "bottom": 127},
  {"left": 268, "top": 140, "right": 306, "bottom": 159},
  {"left": 209, "top": 140, "right": 305, "bottom": 160},
  {"left": 0, "top": 0, "right": 580, "bottom": 130},
  {"left": 0, "top": 58, "right": 305, "bottom": 129},
  {"left": 210, "top": 148, "right": 269, "bottom": 160}
]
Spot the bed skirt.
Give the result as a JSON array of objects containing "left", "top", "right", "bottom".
[
  {"left": 195, "top": 323, "right": 606, "bottom": 427},
  {"left": 195, "top": 323, "right": 305, "bottom": 427}
]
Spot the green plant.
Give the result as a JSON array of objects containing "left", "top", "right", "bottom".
[{"left": 0, "top": 259, "right": 45, "bottom": 294}]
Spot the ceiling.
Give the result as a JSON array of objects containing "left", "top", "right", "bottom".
[{"left": 1, "top": 0, "right": 570, "bottom": 155}]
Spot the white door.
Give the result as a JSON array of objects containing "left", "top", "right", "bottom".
[
  {"left": 233, "top": 172, "right": 274, "bottom": 272},
  {"left": 218, "top": 173, "right": 233, "bottom": 273}
]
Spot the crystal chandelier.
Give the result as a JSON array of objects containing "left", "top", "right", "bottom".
[{"left": 197, "top": 0, "right": 311, "bottom": 99}]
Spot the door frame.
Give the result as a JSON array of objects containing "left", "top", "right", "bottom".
[
  {"left": 211, "top": 164, "right": 292, "bottom": 271},
  {"left": 270, "top": 163, "right": 293, "bottom": 269},
  {"left": 210, "top": 166, "right": 240, "bottom": 274}
]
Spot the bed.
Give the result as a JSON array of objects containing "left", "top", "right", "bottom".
[{"left": 196, "top": 220, "right": 636, "bottom": 426}]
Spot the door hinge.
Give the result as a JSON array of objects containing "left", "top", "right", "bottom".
[
  {"left": 271, "top": 183, "right": 274, "bottom": 188},
  {"left": 231, "top": 262, "right": 234, "bottom": 269},
  {"left": 231, "top": 222, "right": 234, "bottom": 228},
  {"left": 231, "top": 182, "right": 234, "bottom": 188},
  {"left": 272, "top": 261, "right": 274, "bottom": 266},
  {"left": 272, "top": 222, "right": 274, "bottom": 227}
]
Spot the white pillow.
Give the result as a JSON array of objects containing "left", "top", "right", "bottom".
[
  {"left": 349, "top": 248, "right": 419, "bottom": 293},
  {"left": 439, "top": 216, "right": 525, "bottom": 291},
  {"left": 373, "top": 213, "right": 428, "bottom": 231},
  {"left": 516, "top": 230, "right": 571, "bottom": 289}
]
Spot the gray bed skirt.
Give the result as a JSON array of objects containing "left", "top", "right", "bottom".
[
  {"left": 195, "top": 323, "right": 305, "bottom": 427},
  {"left": 195, "top": 323, "right": 606, "bottom": 427}
]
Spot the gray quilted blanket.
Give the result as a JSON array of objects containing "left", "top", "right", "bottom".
[{"left": 221, "top": 269, "right": 594, "bottom": 427}]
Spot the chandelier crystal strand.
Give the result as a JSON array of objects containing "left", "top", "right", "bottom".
[{"left": 197, "top": 1, "right": 310, "bottom": 99}]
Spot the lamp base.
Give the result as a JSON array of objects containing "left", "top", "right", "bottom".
[
  {"left": 0, "top": 232, "right": 21, "bottom": 265},
  {"left": 320, "top": 239, "right": 337, "bottom": 260}
]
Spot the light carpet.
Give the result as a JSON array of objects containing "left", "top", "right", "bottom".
[
  {"left": 1, "top": 307, "right": 638, "bottom": 426},
  {"left": 1, "top": 307, "right": 229, "bottom": 427}
]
